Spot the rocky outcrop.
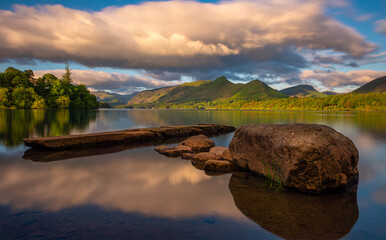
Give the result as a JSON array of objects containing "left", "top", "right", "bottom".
[
  {"left": 154, "top": 145, "right": 193, "bottom": 157},
  {"left": 229, "top": 173, "right": 358, "bottom": 239},
  {"left": 156, "top": 134, "right": 215, "bottom": 157},
  {"left": 180, "top": 134, "right": 215, "bottom": 152},
  {"left": 23, "top": 124, "right": 235, "bottom": 150},
  {"left": 229, "top": 124, "right": 359, "bottom": 193}
]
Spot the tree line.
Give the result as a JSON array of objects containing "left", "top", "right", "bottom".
[
  {"left": 123, "top": 92, "right": 385, "bottom": 112},
  {"left": 0, "top": 65, "right": 99, "bottom": 109}
]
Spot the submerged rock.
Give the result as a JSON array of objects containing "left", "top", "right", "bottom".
[
  {"left": 229, "top": 173, "right": 358, "bottom": 239},
  {"left": 229, "top": 124, "right": 359, "bottom": 193},
  {"left": 180, "top": 134, "right": 215, "bottom": 153}
]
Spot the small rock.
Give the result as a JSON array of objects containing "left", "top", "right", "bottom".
[
  {"left": 204, "top": 160, "right": 238, "bottom": 173},
  {"left": 155, "top": 145, "right": 193, "bottom": 157},
  {"left": 209, "top": 146, "right": 228, "bottom": 157},
  {"left": 192, "top": 152, "right": 220, "bottom": 162},
  {"left": 179, "top": 134, "right": 215, "bottom": 153},
  {"left": 220, "top": 148, "right": 233, "bottom": 161}
]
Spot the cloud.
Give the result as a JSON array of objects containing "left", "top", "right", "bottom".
[
  {"left": 355, "top": 14, "right": 373, "bottom": 22},
  {"left": 34, "top": 69, "right": 183, "bottom": 93},
  {"left": 375, "top": 19, "right": 386, "bottom": 34},
  {"left": 0, "top": 0, "right": 375, "bottom": 71},
  {"left": 300, "top": 69, "right": 386, "bottom": 89}
]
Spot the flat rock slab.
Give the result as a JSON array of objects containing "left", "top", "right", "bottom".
[
  {"left": 229, "top": 124, "right": 359, "bottom": 193},
  {"left": 23, "top": 124, "right": 235, "bottom": 150}
]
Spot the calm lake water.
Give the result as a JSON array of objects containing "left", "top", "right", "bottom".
[{"left": 0, "top": 109, "right": 385, "bottom": 239}]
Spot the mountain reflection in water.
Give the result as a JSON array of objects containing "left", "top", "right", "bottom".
[{"left": 229, "top": 172, "right": 359, "bottom": 240}]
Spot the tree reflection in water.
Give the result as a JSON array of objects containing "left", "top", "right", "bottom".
[{"left": 0, "top": 109, "right": 97, "bottom": 147}]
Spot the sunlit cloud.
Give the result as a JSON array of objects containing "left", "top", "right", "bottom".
[
  {"left": 0, "top": 0, "right": 375, "bottom": 71},
  {"left": 374, "top": 19, "right": 386, "bottom": 34},
  {"left": 34, "top": 69, "right": 183, "bottom": 93},
  {"left": 300, "top": 69, "right": 386, "bottom": 91}
]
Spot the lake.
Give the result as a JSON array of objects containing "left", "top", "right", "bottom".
[{"left": 0, "top": 109, "right": 385, "bottom": 239}]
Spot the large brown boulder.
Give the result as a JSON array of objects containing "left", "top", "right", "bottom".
[
  {"left": 179, "top": 134, "right": 215, "bottom": 152},
  {"left": 229, "top": 124, "right": 359, "bottom": 193}
]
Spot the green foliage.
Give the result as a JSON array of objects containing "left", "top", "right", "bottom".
[
  {"left": 99, "top": 102, "right": 112, "bottom": 108},
  {"left": 55, "top": 95, "right": 71, "bottom": 109},
  {"left": 126, "top": 93, "right": 386, "bottom": 112},
  {"left": 32, "top": 98, "right": 47, "bottom": 109},
  {"left": 263, "top": 160, "right": 283, "bottom": 192},
  {"left": 0, "top": 66, "right": 99, "bottom": 109},
  {"left": 12, "top": 87, "right": 38, "bottom": 109},
  {"left": 0, "top": 88, "right": 10, "bottom": 108}
]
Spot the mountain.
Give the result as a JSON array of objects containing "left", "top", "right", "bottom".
[
  {"left": 92, "top": 91, "right": 138, "bottom": 106},
  {"left": 128, "top": 76, "right": 287, "bottom": 105},
  {"left": 322, "top": 91, "right": 337, "bottom": 95},
  {"left": 279, "top": 85, "right": 327, "bottom": 98},
  {"left": 352, "top": 76, "right": 386, "bottom": 94}
]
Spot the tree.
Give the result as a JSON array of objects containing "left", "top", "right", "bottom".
[
  {"left": 62, "top": 62, "right": 72, "bottom": 83},
  {"left": 0, "top": 88, "right": 10, "bottom": 107},
  {"left": 12, "top": 87, "right": 38, "bottom": 108},
  {"left": 31, "top": 97, "right": 47, "bottom": 109},
  {"left": 55, "top": 95, "right": 71, "bottom": 109}
]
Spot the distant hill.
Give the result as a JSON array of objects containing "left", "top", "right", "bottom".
[
  {"left": 92, "top": 91, "right": 138, "bottom": 106},
  {"left": 352, "top": 76, "right": 386, "bottom": 94},
  {"left": 279, "top": 85, "right": 327, "bottom": 98},
  {"left": 128, "top": 76, "right": 288, "bottom": 105},
  {"left": 322, "top": 91, "right": 337, "bottom": 95}
]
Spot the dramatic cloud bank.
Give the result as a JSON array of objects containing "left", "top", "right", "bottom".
[
  {"left": 34, "top": 69, "right": 183, "bottom": 93},
  {"left": 0, "top": 0, "right": 375, "bottom": 71}
]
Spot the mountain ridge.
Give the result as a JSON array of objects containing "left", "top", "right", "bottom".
[
  {"left": 352, "top": 76, "right": 386, "bottom": 94},
  {"left": 279, "top": 84, "right": 327, "bottom": 98},
  {"left": 128, "top": 76, "right": 287, "bottom": 105}
]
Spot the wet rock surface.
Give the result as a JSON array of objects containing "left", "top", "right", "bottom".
[
  {"left": 179, "top": 134, "right": 215, "bottom": 153},
  {"left": 156, "top": 134, "right": 238, "bottom": 174},
  {"left": 24, "top": 124, "right": 235, "bottom": 150},
  {"left": 204, "top": 160, "right": 239, "bottom": 172},
  {"left": 229, "top": 172, "right": 359, "bottom": 240},
  {"left": 229, "top": 124, "right": 359, "bottom": 193},
  {"left": 154, "top": 145, "right": 193, "bottom": 157}
]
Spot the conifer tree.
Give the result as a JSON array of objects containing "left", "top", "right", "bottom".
[{"left": 62, "top": 62, "right": 72, "bottom": 83}]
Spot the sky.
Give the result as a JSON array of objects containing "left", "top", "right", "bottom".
[{"left": 0, "top": 0, "right": 385, "bottom": 94}]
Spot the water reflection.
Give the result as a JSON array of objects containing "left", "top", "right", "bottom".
[
  {"left": 0, "top": 148, "right": 242, "bottom": 219},
  {"left": 229, "top": 172, "right": 359, "bottom": 240},
  {"left": 0, "top": 109, "right": 97, "bottom": 147},
  {"left": 125, "top": 110, "right": 385, "bottom": 138}
]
